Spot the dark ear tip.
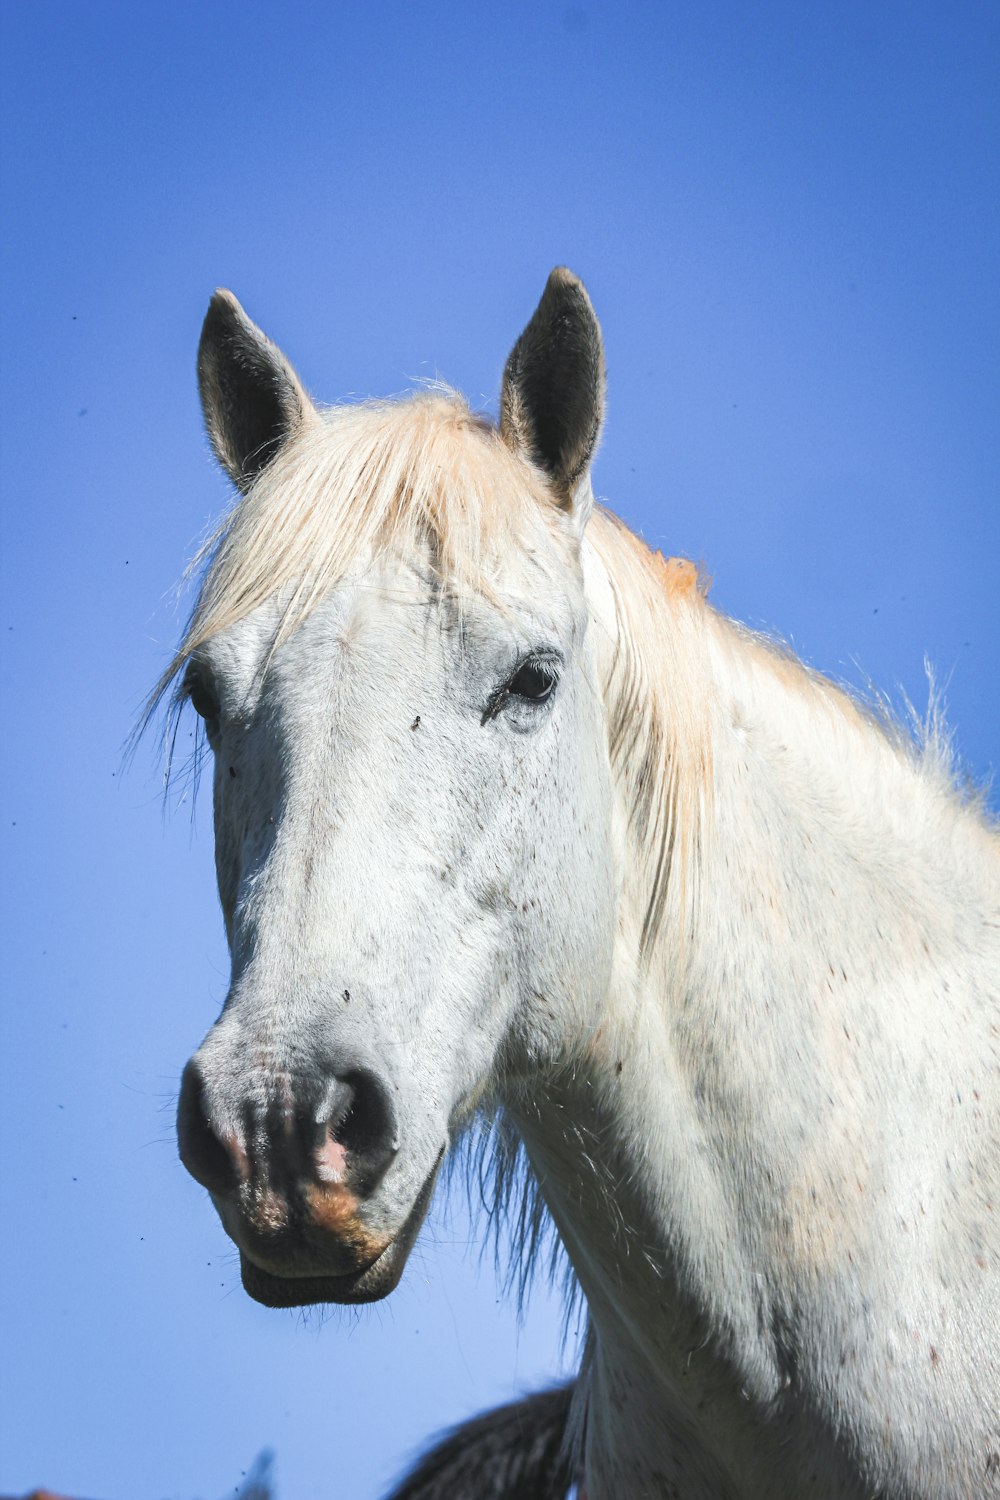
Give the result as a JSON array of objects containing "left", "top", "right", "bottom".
[
  {"left": 202, "top": 288, "right": 245, "bottom": 338},
  {"left": 544, "top": 266, "right": 594, "bottom": 308},
  {"left": 535, "top": 269, "right": 601, "bottom": 346},
  {"left": 546, "top": 265, "right": 583, "bottom": 291}
]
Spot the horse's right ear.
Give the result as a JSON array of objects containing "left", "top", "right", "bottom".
[
  {"left": 500, "top": 267, "right": 606, "bottom": 523},
  {"left": 197, "top": 290, "right": 313, "bottom": 493}
]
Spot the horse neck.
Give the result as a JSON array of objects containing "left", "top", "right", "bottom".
[
  {"left": 513, "top": 517, "right": 999, "bottom": 1490},
  {"left": 582, "top": 511, "right": 994, "bottom": 1090}
]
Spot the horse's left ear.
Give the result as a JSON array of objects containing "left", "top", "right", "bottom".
[{"left": 500, "top": 267, "right": 606, "bottom": 525}]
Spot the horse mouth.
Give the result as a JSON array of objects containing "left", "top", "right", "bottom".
[
  {"left": 240, "top": 1238, "right": 403, "bottom": 1306},
  {"left": 238, "top": 1150, "right": 443, "bottom": 1307}
]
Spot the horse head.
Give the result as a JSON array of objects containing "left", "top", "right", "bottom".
[{"left": 175, "top": 272, "right": 618, "bottom": 1307}]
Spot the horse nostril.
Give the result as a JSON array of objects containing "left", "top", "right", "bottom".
[
  {"left": 322, "top": 1069, "right": 399, "bottom": 1195},
  {"left": 177, "top": 1060, "right": 240, "bottom": 1195}
]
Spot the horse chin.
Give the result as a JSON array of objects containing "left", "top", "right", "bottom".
[{"left": 240, "top": 1239, "right": 405, "bottom": 1306}]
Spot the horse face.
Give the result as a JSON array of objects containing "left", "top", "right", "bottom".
[
  {"left": 175, "top": 268, "right": 612, "bottom": 1305},
  {"left": 177, "top": 545, "right": 616, "bottom": 1305}
]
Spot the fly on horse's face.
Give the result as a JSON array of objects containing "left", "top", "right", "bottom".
[{"left": 176, "top": 273, "right": 617, "bottom": 1306}]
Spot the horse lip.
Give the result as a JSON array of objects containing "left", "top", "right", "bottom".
[
  {"left": 238, "top": 1147, "right": 444, "bottom": 1307},
  {"left": 240, "top": 1240, "right": 401, "bottom": 1307}
]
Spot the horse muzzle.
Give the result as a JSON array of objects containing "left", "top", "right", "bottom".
[
  {"left": 176, "top": 1052, "right": 443, "bottom": 1305},
  {"left": 236, "top": 1160, "right": 442, "bottom": 1306}
]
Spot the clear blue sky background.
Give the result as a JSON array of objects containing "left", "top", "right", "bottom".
[{"left": 1, "top": 3, "right": 997, "bottom": 1497}]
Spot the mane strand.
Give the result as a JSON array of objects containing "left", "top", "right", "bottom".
[{"left": 144, "top": 390, "right": 563, "bottom": 728}]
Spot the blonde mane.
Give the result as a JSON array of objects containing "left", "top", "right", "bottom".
[
  {"left": 586, "top": 511, "right": 715, "bottom": 955},
  {"left": 155, "top": 391, "right": 562, "bottom": 706}
]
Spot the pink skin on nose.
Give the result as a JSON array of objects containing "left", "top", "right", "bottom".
[{"left": 315, "top": 1130, "right": 348, "bottom": 1184}]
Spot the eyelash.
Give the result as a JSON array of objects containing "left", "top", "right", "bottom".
[{"left": 482, "top": 656, "right": 560, "bottom": 723}]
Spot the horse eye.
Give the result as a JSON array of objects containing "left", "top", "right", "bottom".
[
  {"left": 184, "top": 667, "right": 218, "bottom": 723},
  {"left": 508, "top": 660, "right": 558, "bottom": 702}
]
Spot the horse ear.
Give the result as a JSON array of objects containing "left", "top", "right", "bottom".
[
  {"left": 197, "top": 290, "right": 313, "bottom": 492},
  {"left": 500, "top": 267, "right": 606, "bottom": 520}
]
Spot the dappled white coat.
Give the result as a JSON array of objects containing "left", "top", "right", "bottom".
[{"left": 169, "top": 273, "right": 1000, "bottom": 1499}]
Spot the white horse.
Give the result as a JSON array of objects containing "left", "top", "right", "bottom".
[{"left": 164, "top": 270, "right": 1000, "bottom": 1498}]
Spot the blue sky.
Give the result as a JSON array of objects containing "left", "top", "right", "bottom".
[{"left": 1, "top": 3, "right": 997, "bottom": 1497}]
